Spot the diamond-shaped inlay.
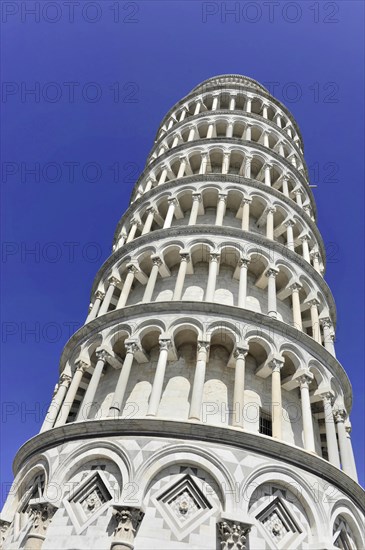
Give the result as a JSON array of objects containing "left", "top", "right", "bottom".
[
  {"left": 256, "top": 496, "right": 302, "bottom": 548},
  {"left": 153, "top": 475, "right": 214, "bottom": 541},
  {"left": 64, "top": 471, "right": 113, "bottom": 533}
]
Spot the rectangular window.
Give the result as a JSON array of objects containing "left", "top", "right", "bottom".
[{"left": 259, "top": 409, "right": 272, "bottom": 437}]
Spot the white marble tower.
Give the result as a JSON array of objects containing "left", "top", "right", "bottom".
[{"left": 1, "top": 75, "right": 364, "bottom": 550}]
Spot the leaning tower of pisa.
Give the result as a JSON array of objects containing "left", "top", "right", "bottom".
[{"left": 1, "top": 75, "right": 364, "bottom": 550}]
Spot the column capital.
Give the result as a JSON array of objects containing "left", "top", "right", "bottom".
[
  {"left": 266, "top": 267, "right": 279, "bottom": 278},
  {"left": 108, "top": 276, "right": 121, "bottom": 287},
  {"left": 192, "top": 191, "right": 202, "bottom": 201},
  {"left": 0, "top": 520, "right": 11, "bottom": 544},
  {"left": 289, "top": 281, "right": 302, "bottom": 291},
  {"left": 178, "top": 154, "right": 188, "bottom": 162},
  {"left": 239, "top": 256, "right": 250, "bottom": 268},
  {"left": 130, "top": 217, "right": 141, "bottom": 227},
  {"left": 145, "top": 204, "right": 157, "bottom": 214},
  {"left": 126, "top": 263, "right": 139, "bottom": 274},
  {"left": 223, "top": 150, "right": 231, "bottom": 158},
  {"left": 266, "top": 205, "right": 276, "bottom": 214},
  {"left": 209, "top": 251, "right": 220, "bottom": 263},
  {"left": 308, "top": 298, "right": 320, "bottom": 307},
  {"left": 264, "top": 161, "right": 273, "bottom": 169},
  {"left": 197, "top": 340, "right": 210, "bottom": 354},
  {"left": 310, "top": 250, "right": 320, "bottom": 259},
  {"left": 158, "top": 337, "right": 171, "bottom": 352},
  {"left": 300, "top": 234, "right": 311, "bottom": 242},
  {"left": 298, "top": 372, "right": 313, "bottom": 388},
  {"left": 218, "top": 519, "right": 251, "bottom": 550},
  {"left": 320, "top": 316, "right": 333, "bottom": 329},
  {"left": 285, "top": 218, "right": 295, "bottom": 227},
  {"left": 95, "top": 290, "right": 105, "bottom": 301},
  {"left": 124, "top": 340, "right": 139, "bottom": 356},
  {"left": 75, "top": 360, "right": 89, "bottom": 374},
  {"left": 269, "top": 356, "right": 285, "bottom": 372},
  {"left": 151, "top": 255, "right": 162, "bottom": 267},
  {"left": 27, "top": 500, "right": 58, "bottom": 536},
  {"left": 167, "top": 197, "right": 179, "bottom": 206},
  {"left": 179, "top": 251, "right": 191, "bottom": 262},
  {"left": 234, "top": 346, "right": 249, "bottom": 359},
  {"left": 334, "top": 409, "right": 347, "bottom": 423},
  {"left": 241, "top": 196, "right": 252, "bottom": 205},
  {"left": 59, "top": 373, "right": 72, "bottom": 386},
  {"left": 111, "top": 505, "right": 144, "bottom": 548},
  {"left": 218, "top": 192, "right": 228, "bottom": 202},
  {"left": 95, "top": 349, "right": 110, "bottom": 363}
]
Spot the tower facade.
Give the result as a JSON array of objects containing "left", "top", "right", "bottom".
[{"left": 1, "top": 75, "right": 364, "bottom": 549}]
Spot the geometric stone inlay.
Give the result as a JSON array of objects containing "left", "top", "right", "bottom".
[
  {"left": 256, "top": 496, "right": 302, "bottom": 548},
  {"left": 154, "top": 475, "right": 214, "bottom": 541},
  {"left": 64, "top": 471, "right": 113, "bottom": 533}
]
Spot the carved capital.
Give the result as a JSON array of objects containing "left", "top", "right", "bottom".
[
  {"left": 151, "top": 255, "right": 162, "bottom": 267},
  {"left": 218, "top": 519, "right": 251, "bottom": 550},
  {"left": 320, "top": 317, "right": 333, "bottom": 329},
  {"left": 96, "top": 349, "right": 110, "bottom": 363},
  {"left": 289, "top": 282, "right": 302, "bottom": 292},
  {"left": 109, "top": 276, "right": 121, "bottom": 287},
  {"left": 111, "top": 506, "right": 144, "bottom": 548},
  {"left": 75, "top": 360, "right": 89, "bottom": 374},
  {"left": 266, "top": 267, "right": 279, "bottom": 278},
  {"left": 126, "top": 263, "right": 139, "bottom": 275},
  {"left": 192, "top": 192, "right": 202, "bottom": 202},
  {"left": 269, "top": 357, "right": 284, "bottom": 373},
  {"left": 59, "top": 373, "right": 72, "bottom": 386},
  {"left": 0, "top": 520, "right": 11, "bottom": 543},
  {"left": 334, "top": 409, "right": 347, "bottom": 423},
  {"left": 124, "top": 340, "right": 139, "bottom": 355},
  {"left": 95, "top": 290, "right": 105, "bottom": 301},
  {"left": 158, "top": 338, "right": 171, "bottom": 352},
  {"left": 209, "top": 251, "right": 220, "bottom": 263},
  {"left": 197, "top": 340, "right": 210, "bottom": 354},
  {"left": 27, "top": 501, "right": 57, "bottom": 537},
  {"left": 239, "top": 256, "right": 250, "bottom": 268},
  {"left": 234, "top": 346, "right": 249, "bottom": 360},
  {"left": 179, "top": 252, "right": 191, "bottom": 263}
]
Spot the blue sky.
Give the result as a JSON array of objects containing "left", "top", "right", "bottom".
[{"left": 1, "top": 1, "right": 364, "bottom": 505}]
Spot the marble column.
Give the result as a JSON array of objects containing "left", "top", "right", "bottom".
[
  {"left": 270, "top": 358, "right": 284, "bottom": 439},
  {"left": 264, "top": 163, "right": 272, "bottom": 186},
  {"left": 232, "top": 346, "right": 249, "bottom": 428},
  {"left": 266, "top": 207, "right": 275, "bottom": 240},
  {"left": 189, "top": 341, "right": 209, "bottom": 420},
  {"left": 311, "top": 251, "right": 321, "bottom": 273},
  {"left": 189, "top": 192, "right": 202, "bottom": 225},
  {"left": 40, "top": 373, "right": 71, "bottom": 432},
  {"left": 177, "top": 155, "right": 187, "bottom": 178},
  {"left": 141, "top": 206, "right": 155, "bottom": 235},
  {"left": 222, "top": 152, "right": 230, "bottom": 174},
  {"left": 205, "top": 252, "right": 220, "bottom": 302},
  {"left": 147, "top": 339, "right": 171, "bottom": 416},
  {"left": 334, "top": 409, "right": 353, "bottom": 477},
  {"left": 266, "top": 268, "right": 279, "bottom": 318},
  {"left": 285, "top": 220, "right": 295, "bottom": 251},
  {"left": 282, "top": 176, "right": 289, "bottom": 197},
  {"left": 295, "top": 190, "right": 303, "bottom": 207},
  {"left": 86, "top": 290, "right": 105, "bottom": 322},
  {"left": 245, "top": 124, "right": 252, "bottom": 141},
  {"left": 238, "top": 257, "right": 250, "bottom": 308},
  {"left": 163, "top": 198, "right": 178, "bottom": 229},
  {"left": 320, "top": 392, "right": 340, "bottom": 468},
  {"left": 301, "top": 235, "right": 311, "bottom": 263},
  {"left": 142, "top": 256, "right": 161, "bottom": 303},
  {"left": 54, "top": 361, "right": 88, "bottom": 427},
  {"left": 345, "top": 423, "right": 358, "bottom": 482},
  {"left": 126, "top": 219, "right": 139, "bottom": 243},
  {"left": 98, "top": 277, "right": 120, "bottom": 316},
  {"left": 215, "top": 193, "right": 227, "bottom": 226},
  {"left": 77, "top": 350, "right": 108, "bottom": 421},
  {"left": 290, "top": 283, "right": 303, "bottom": 331},
  {"left": 108, "top": 341, "right": 138, "bottom": 417},
  {"left": 199, "top": 152, "right": 209, "bottom": 174},
  {"left": 309, "top": 299, "right": 321, "bottom": 344},
  {"left": 299, "top": 374, "right": 315, "bottom": 452},
  {"left": 117, "top": 265, "right": 138, "bottom": 309},
  {"left": 241, "top": 198, "right": 251, "bottom": 231},
  {"left": 173, "top": 252, "right": 190, "bottom": 301},
  {"left": 320, "top": 317, "right": 336, "bottom": 356},
  {"left": 244, "top": 155, "right": 252, "bottom": 178}
]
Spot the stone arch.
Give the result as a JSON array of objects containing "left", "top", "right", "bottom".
[
  {"left": 330, "top": 500, "right": 365, "bottom": 549},
  {"left": 135, "top": 445, "right": 236, "bottom": 513},
  {"left": 242, "top": 466, "right": 325, "bottom": 538}
]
